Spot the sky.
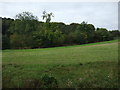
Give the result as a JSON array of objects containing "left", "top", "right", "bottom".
[{"left": 0, "top": 2, "right": 118, "bottom": 30}]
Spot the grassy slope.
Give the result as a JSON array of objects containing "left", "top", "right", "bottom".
[{"left": 2, "top": 40, "right": 118, "bottom": 88}]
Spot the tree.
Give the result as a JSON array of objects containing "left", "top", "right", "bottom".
[
  {"left": 16, "top": 11, "right": 38, "bottom": 21},
  {"left": 86, "top": 24, "right": 95, "bottom": 42},
  {"left": 2, "top": 35, "right": 10, "bottom": 49},
  {"left": 10, "top": 34, "right": 25, "bottom": 49},
  {"left": 2, "top": 18, "right": 14, "bottom": 49},
  {"left": 8, "top": 12, "right": 39, "bottom": 49},
  {"left": 64, "top": 31, "right": 77, "bottom": 44},
  {"left": 42, "top": 11, "right": 54, "bottom": 23},
  {"left": 42, "top": 11, "right": 54, "bottom": 27},
  {"left": 74, "top": 30, "right": 88, "bottom": 44},
  {"left": 77, "top": 21, "right": 95, "bottom": 43},
  {"left": 109, "top": 30, "right": 120, "bottom": 39},
  {"left": 33, "top": 24, "right": 64, "bottom": 48},
  {"left": 68, "top": 23, "right": 80, "bottom": 32},
  {"left": 2, "top": 18, "right": 14, "bottom": 35},
  {"left": 2, "top": 12, "right": 116, "bottom": 49},
  {"left": 79, "top": 21, "right": 88, "bottom": 32},
  {"left": 94, "top": 28, "right": 112, "bottom": 42}
]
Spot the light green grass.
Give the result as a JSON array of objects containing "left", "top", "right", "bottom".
[{"left": 2, "top": 40, "right": 118, "bottom": 88}]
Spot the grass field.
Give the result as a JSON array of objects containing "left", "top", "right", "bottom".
[{"left": 2, "top": 40, "right": 118, "bottom": 88}]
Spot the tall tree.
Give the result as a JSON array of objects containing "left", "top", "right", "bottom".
[
  {"left": 9, "top": 12, "right": 39, "bottom": 49},
  {"left": 42, "top": 11, "right": 54, "bottom": 23}
]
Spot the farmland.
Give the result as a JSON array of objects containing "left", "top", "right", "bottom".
[{"left": 2, "top": 40, "right": 118, "bottom": 88}]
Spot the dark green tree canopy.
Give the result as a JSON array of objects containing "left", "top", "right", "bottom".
[{"left": 2, "top": 11, "right": 119, "bottom": 49}]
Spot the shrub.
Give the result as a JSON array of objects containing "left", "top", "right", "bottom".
[{"left": 41, "top": 74, "right": 58, "bottom": 88}]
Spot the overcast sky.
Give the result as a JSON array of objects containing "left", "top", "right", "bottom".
[{"left": 0, "top": 2, "right": 118, "bottom": 30}]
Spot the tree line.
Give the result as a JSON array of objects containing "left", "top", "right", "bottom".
[{"left": 2, "top": 11, "right": 120, "bottom": 49}]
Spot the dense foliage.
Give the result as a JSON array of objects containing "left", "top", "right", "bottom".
[{"left": 2, "top": 11, "right": 120, "bottom": 49}]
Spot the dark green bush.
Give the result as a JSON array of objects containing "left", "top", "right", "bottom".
[{"left": 41, "top": 74, "right": 58, "bottom": 88}]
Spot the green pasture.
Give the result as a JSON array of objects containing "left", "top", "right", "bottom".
[{"left": 2, "top": 40, "right": 118, "bottom": 88}]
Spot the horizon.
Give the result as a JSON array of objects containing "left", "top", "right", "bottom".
[{"left": 0, "top": 2, "right": 118, "bottom": 30}]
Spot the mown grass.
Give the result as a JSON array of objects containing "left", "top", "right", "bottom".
[{"left": 2, "top": 40, "right": 119, "bottom": 88}]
